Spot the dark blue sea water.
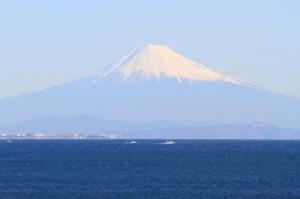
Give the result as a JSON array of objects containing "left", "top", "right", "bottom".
[{"left": 0, "top": 140, "right": 300, "bottom": 199}]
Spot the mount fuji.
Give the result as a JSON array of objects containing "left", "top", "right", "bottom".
[
  {"left": 1, "top": 44, "right": 300, "bottom": 138},
  {"left": 95, "top": 44, "right": 241, "bottom": 84}
]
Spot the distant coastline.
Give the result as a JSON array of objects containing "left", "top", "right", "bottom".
[{"left": 0, "top": 133, "right": 116, "bottom": 140}]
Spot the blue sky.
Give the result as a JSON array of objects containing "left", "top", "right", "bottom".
[{"left": 0, "top": 0, "right": 299, "bottom": 98}]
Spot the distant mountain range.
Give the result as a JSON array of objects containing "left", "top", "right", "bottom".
[
  {"left": 124, "top": 123, "right": 300, "bottom": 139},
  {"left": 1, "top": 114, "right": 299, "bottom": 139},
  {"left": 0, "top": 44, "right": 300, "bottom": 139},
  {"left": 1, "top": 114, "right": 180, "bottom": 134}
]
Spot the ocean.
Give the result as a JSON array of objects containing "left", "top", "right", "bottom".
[{"left": 0, "top": 140, "right": 299, "bottom": 199}]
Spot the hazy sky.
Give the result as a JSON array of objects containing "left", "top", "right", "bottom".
[{"left": 1, "top": 0, "right": 299, "bottom": 98}]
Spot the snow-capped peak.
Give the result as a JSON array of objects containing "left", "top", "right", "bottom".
[{"left": 95, "top": 44, "right": 242, "bottom": 84}]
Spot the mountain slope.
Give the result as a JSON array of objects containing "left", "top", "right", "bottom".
[{"left": 0, "top": 44, "right": 300, "bottom": 137}]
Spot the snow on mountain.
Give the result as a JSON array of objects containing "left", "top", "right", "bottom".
[{"left": 95, "top": 44, "right": 242, "bottom": 84}]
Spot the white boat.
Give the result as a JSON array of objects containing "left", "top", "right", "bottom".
[
  {"left": 162, "top": 139, "right": 176, "bottom": 145},
  {"left": 6, "top": 139, "right": 12, "bottom": 143},
  {"left": 126, "top": 140, "right": 137, "bottom": 144}
]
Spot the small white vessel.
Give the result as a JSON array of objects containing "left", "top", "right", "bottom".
[
  {"left": 6, "top": 139, "right": 12, "bottom": 143},
  {"left": 126, "top": 140, "right": 137, "bottom": 144},
  {"left": 162, "top": 139, "right": 176, "bottom": 145}
]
